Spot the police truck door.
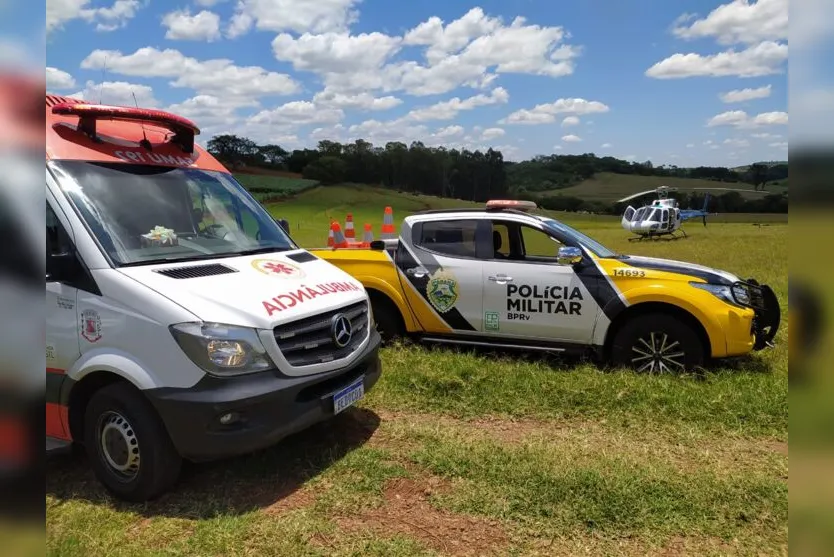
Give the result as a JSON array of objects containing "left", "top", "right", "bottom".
[{"left": 482, "top": 220, "right": 596, "bottom": 343}]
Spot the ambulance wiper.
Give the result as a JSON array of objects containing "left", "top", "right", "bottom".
[
  {"left": 236, "top": 247, "right": 292, "bottom": 256},
  {"left": 121, "top": 253, "right": 236, "bottom": 267}
]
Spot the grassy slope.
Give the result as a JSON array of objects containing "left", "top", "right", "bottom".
[
  {"left": 47, "top": 183, "right": 788, "bottom": 556},
  {"left": 546, "top": 172, "right": 789, "bottom": 202}
]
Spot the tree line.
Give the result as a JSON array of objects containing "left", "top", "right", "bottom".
[{"left": 206, "top": 134, "right": 788, "bottom": 213}]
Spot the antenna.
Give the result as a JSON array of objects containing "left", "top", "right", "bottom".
[
  {"left": 132, "top": 90, "right": 152, "bottom": 151},
  {"left": 98, "top": 55, "right": 107, "bottom": 104}
]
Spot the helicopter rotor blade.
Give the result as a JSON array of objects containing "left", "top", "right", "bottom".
[
  {"left": 678, "top": 187, "right": 773, "bottom": 195},
  {"left": 616, "top": 189, "right": 662, "bottom": 203}
]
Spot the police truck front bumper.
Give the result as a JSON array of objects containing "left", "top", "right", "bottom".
[
  {"left": 146, "top": 330, "right": 382, "bottom": 462},
  {"left": 742, "top": 279, "right": 781, "bottom": 350}
]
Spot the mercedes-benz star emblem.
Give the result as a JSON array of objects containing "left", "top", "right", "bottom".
[{"left": 331, "top": 314, "right": 353, "bottom": 348}]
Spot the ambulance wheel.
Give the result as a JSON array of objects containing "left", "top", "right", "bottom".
[
  {"left": 611, "top": 313, "right": 704, "bottom": 373},
  {"left": 84, "top": 382, "right": 182, "bottom": 502},
  {"left": 369, "top": 292, "right": 404, "bottom": 342}
]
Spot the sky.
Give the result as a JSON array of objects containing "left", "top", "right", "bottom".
[{"left": 17, "top": 0, "right": 831, "bottom": 165}]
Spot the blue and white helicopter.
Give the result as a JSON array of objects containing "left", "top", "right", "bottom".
[{"left": 618, "top": 185, "right": 765, "bottom": 241}]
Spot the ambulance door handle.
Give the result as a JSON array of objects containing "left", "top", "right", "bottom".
[
  {"left": 406, "top": 266, "right": 428, "bottom": 278},
  {"left": 488, "top": 274, "right": 513, "bottom": 283}
]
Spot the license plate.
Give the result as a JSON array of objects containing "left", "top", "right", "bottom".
[{"left": 333, "top": 377, "right": 364, "bottom": 415}]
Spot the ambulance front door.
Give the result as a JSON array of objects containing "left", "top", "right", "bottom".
[{"left": 481, "top": 220, "right": 596, "bottom": 344}]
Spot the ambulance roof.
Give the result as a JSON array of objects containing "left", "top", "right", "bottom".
[{"left": 45, "top": 94, "right": 229, "bottom": 173}]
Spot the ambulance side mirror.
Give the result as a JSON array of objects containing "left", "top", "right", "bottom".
[{"left": 556, "top": 246, "right": 582, "bottom": 266}]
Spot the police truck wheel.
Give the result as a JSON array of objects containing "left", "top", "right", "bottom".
[
  {"left": 84, "top": 383, "right": 182, "bottom": 502},
  {"left": 611, "top": 313, "right": 704, "bottom": 373},
  {"left": 369, "top": 293, "right": 404, "bottom": 342}
]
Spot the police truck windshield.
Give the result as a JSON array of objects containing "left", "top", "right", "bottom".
[
  {"left": 540, "top": 218, "right": 618, "bottom": 258},
  {"left": 49, "top": 161, "right": 296, "bottom": 266}
]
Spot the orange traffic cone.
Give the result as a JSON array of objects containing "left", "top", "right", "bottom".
[
  {"left": 344, "top": 213, "right": 356, "bottom": 241},
  {"left": 361, "top": 223, "right": 374, "bottom": 247},
  {"left": 327, "top": 222, "right": 335, "bottom": 247},
  {"left": 381, "top": 206, "right": 395, "bottom": 239},
  {"left": 331, "top": 222, "right": 348, "bottom": 248}
]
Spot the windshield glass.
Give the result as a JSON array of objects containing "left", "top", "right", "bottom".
[
  {"left": 49, "top": 161, "right": 296, "bottom": 266},
  {"left": 540, "top": 217, "right": 617, "bottom": 258}
]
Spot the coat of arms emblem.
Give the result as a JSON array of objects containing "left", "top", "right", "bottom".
[
  {"left": 426, "top": 270, "right": 458, "bottom": 313},
  {"left": 80, "top": 309, "right": 102, "bottom": 343}
]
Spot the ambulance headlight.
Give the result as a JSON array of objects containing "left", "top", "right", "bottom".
[
  {"left": 689, "top": 282, "right": 748, "bottom": 308},
  {"left": 170, "top": 322, "right": 275, "bottom": 376}
]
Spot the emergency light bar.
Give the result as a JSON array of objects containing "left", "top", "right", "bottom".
[
  {"left": 51, "top": 102, "right": 201, "bottom": 154},
  {"left": 485, "top": 199, "right": 538, "bottom": 212}
]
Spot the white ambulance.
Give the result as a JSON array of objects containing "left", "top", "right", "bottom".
[{"left": 45, "top": 95, "right": 381, "bottom": 501}]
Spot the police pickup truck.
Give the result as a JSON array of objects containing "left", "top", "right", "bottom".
[{"left": 309, "top": 200, "right": 780, "bottom": 372}]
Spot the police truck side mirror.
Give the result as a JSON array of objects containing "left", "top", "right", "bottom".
[
  {"left": 276, "top": 218, "right": 290, "bottom": 232},
  {"left": 556, "top": 246, "right": 582, "bottom": 266}
]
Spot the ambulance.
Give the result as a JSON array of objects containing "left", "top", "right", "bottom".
[{"left": 45, "top": 95, "right": 381, "bottom": 501}]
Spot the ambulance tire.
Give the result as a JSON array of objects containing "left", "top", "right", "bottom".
[
  {"left": 610, "top": 313, "right": 704, "bottom": 373},
  {"left": 369, "top": 292, "right": 404, "bottom": 342},
  {"left": 84, "top": 382, "right": 182, "bottom": 502}
]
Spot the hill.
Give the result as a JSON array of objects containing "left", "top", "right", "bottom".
[{"left": 550, "top": 173, "right": 789, "bottom": 203}]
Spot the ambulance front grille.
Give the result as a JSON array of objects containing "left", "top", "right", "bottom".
[{"left": 273, "top": 301, "right": 369, "bottom": 366}]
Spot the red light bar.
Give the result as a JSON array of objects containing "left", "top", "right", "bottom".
[
  {"left": 51, "top": 102, "right": 200, "bottom": 153},
  {"left": 485, "top": 199, "right": 538, "bottom": 212}
]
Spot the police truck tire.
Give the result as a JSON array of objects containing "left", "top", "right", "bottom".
[
  {"left": 611, "top": 313, "right": 704, "bottom": 372},
  {"left": 84, "top": 382, "right": 182, "bottom": 502},
  {"left": 369, "top": 293, "right": 404, "bottom": 342}
]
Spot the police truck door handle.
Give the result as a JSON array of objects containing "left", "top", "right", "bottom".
[
  {"left": 406, "top": 267, "right": 428, "bottom": 278},
  {"left": 488, "top": 274, "right": 513, "bottom": 283}
]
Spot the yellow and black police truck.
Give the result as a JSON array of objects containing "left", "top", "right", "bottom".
[{"left": 310, "top": 200, "right": 780, "bottom": 372}]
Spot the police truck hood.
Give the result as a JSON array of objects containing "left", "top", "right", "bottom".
[
  {"left": 619, "top": 255, "right": 741, "bottom": 285},
  {"left": 116, "top": 250, "right": 366, "bottom": 329}
]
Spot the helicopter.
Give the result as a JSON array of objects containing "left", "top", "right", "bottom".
[{"left": 618, "top": 185, "right": 768, "bottom": 241}]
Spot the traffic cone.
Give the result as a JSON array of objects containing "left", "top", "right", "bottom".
[
  {"left": 344, "top": 213, "right": 356, "bottom": 241},
  {"left": 361, "top": 223, "right": 374, "bottom": 247},
  {"left": 331, "top": 222, "right": 348, "bottom": 248},
  {"left": 381, "top": 206, "right": 395, "bottom": 239},
  {"left": 327, "top": 222, "right": 335, "bottom": 247}
]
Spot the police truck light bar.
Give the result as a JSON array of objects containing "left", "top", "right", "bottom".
[
  {"left": 485, "top": 199, "right": 538, "bottom": 212},
  {"left": 51, "top": 102, "right": 200, "bottom": 154}
]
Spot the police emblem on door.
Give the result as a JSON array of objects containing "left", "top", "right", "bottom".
[{"left": 426, "top": 270, "right": 458, "bottom": 313}]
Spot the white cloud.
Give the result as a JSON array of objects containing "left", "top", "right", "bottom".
[
  {"left": 601, "top": 142, "right": 612, "bottom": 148},
  {"left": 645, "top": 41, "right": 787, "bottom": 78},
  {"left": 501, "top": 98, "right": 609, "bottom": 125},
  {"left": 195, "top": 0, "right": 225, "bottom": 5},
  {"left": 81, "top": 47, "right": 300, "bottom": 102},
  {"left": 707, "top": 109, "right": 788, "bottom": 128},
  {"left": 312, "top": 90, "right": 402, "bottom": 111},
  {"left": 481, "top": 127, "right": 505, "bottom": 140},
  {"left": 553, "top": 145, "right": 563, "bottom": 150},
  {"left": 228, "top": 0, "right": 361, "bottom": 36},
  {"left": 769, "top": 141, "right": 788, "bottom": 149},
  {"left": 686, "top": 143, "right": 695, "bottom": 148},
  {"left": 46, "top": 67, "right": 76, "bottom": 90},
  {"left": 723, "top": 137, "right": 750, "bottom": 147},
  {"left": 435, "top": 125, "right": 465, "bottom": 138},
  {"left": 751, "top": 132, "right": 781, "bottom": 139},
  {"left": 404, "top": 87, "right": 508, "bottom": 121},
  {"left": 562, "top": 116, "right": 580, "bottom": 127},
  {"left": 672, "top": 0, "right": 787, "bottom": 46},
  {"left": 562, "top": 134, "right": 582, "bottom": 143},
  {"left": 69, "top": 80, "right": 159, "bottom": 107},
  {"left": 719, "top": 84, "right": 771, "bottom": 102},
  {"left": 47, "top": 0, "right": 146, "bottom": 33},
  {"left": 269, "top": 7, "right": 580, "bottom": 97},
  {"left": 163, "top": 9, "right": 221, "bottom": 41},
  {"left": 249, "top": 101, "right": 344, "bottom": 126}
]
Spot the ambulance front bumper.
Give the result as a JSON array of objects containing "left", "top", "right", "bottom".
[{"left": 145, "top": 330, "right": 382, "bottom": 462}]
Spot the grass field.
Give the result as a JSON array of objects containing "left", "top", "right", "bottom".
[
  {"left": 46, "top": 184, "right": 788, "bottom": 556},
  {"left": 547, "top": 172, "right": 789, "bottom": 203}
]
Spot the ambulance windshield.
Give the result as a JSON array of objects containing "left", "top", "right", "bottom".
[{"left": 49, "top": 161, "right": 296, "bottom": 267}]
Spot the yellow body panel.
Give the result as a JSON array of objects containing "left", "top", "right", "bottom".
[
  {"left": 595, "top": 257, "right": 755, "bottom": 358},
  {"left": 308, "top": 248, "right": 453, "bottom": 334}
]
